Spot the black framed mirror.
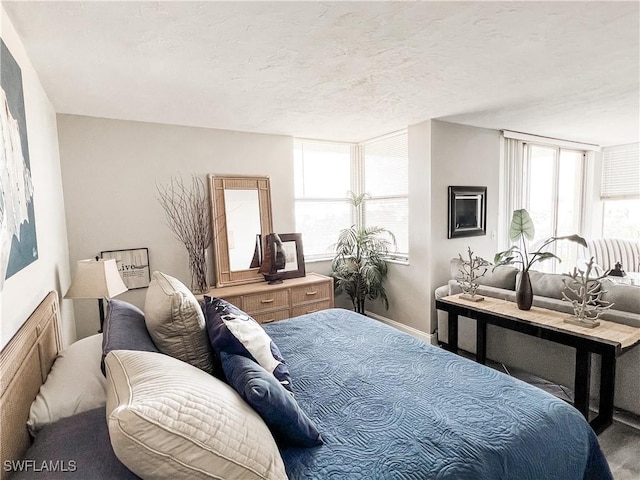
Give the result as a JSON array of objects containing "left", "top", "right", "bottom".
[{"left": 448, "top": 186, "right": 487, "bottom": 239}]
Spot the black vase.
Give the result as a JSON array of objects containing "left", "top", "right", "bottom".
[{"left": 516, "top": 271, "right": 533, "bottom": 310}]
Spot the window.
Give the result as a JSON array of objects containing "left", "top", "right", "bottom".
[
  {"left": 600, "top": 143, "right": 640, "bottom": 239},
  {"left": 361, "top": 132, "right": 409, "bottom": 257},
  {"left": 294, "top": 131, "right": 409, "bottom": 261},
  {"left": 294, "top": 140, "right": 353, "bottom": 260},
  {"left": 524, "top": 143, "right": 585, "bottom": 272}
]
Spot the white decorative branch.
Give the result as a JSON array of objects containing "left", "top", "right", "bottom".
[
  {"left": 456, "top": 247, "right": 489, "bottom": 299},
  {"left": 562, "top": 257, "right": 614, "bottom": 328}
]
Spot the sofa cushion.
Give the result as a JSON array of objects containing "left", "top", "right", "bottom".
[
  {"left": 105, "top": 350, "right": 287, "bottom": 480},
  {"left": 527, "top": 271, "right": 582, "bottom": 301},
  {"left": 450, "top": 258, "right": 518, "bottom": 290},
  {"left": 599, "top": 280, "right": 640, "bottom": 314},
  {"left": 144, "top": 271, "right": 217, "bottom": 375}
]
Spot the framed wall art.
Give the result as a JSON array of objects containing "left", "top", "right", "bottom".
[
  {"left": 448, "top": 186, "right": 487, "bottom": 239},
  {"left": 101, "top": 248, "right": 151, "bottom": 289},
  {"left": 1, "top": 39, "right": 38, "bottom": 285}
]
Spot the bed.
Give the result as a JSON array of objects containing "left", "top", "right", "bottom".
[{"left": 1, "top": 291, "right": 612, "bottom": 479}]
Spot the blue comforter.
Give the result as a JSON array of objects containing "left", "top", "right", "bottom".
[{"left": 265, "top": 308, "right": 612, "bottom": 480}]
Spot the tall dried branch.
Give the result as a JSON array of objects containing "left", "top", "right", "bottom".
[{"left": 157, "top": 175, "right": 211, "bottom": 292}]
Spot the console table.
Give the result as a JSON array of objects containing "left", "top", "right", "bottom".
[
  {"left": 435, "top": 294, "right": 640, "bottom": 434},
  {"left": 203, "top": 273, "right": 334, "bottom": 324}
]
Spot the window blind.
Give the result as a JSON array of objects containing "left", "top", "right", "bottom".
[
  {"left": 601, "top": 143, "right": 640, "bottom": 198},
  {"left": 294, "top": 139, "right": 353, "bottom": 258},
  {"left": 362, "top": 131, "right": 409, "bottom": 256}
]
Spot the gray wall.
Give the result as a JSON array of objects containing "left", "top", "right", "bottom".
[
  {"left": 58, "top": 116, "right": 505, "bottom": 340},
  {"left": 57, "top": 115, "right": 294, "bottom": 338}
]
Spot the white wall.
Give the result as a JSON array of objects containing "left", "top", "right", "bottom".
[
  {"left": 429, "top": 120, "right": 501, "bottom": 292},
  {"left": 0, "top": 9, "right": 74, "bottom": 348},
  {"left": 57, "top": 115, "right": 295, "bottom": 339}
]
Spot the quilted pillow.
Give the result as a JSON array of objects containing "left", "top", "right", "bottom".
[
  {"left": 101, "top": 298, "right": 158, "bottom": 375},
  {"left": 222, "top": 352, "right": 322, "bottom": 447},
  {"left": 203, "top": 296, "right": 292, "bottom": 391},
  {"left": 28, "top": 334, "right": 106, "bottom": 435},
  {"left": 104, "top": 350, "right": 288, "bottom": 480},
  {"left": 144, "top": 271, "right": 218, "bottom": 375}
]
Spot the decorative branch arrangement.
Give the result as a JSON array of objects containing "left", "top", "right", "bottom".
[
  {"left": 456, "top": 247, "right": 490, "bottom": 301},
  {"left": 157, "top": 175, "right": 212, "bottom": 294},
  {"left": 561, "top": 257, "right": 614, "bottom": 329}
]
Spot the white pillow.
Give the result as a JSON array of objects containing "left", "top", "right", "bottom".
[
  {"left": 144, "top": 271, "right": 215, "bottom": 374},
  {"left": 105, "top": 350, "right": 288, "bottom": 480},
  {"left": 28, "top": 334, "right": 106, "bottom": 435}
]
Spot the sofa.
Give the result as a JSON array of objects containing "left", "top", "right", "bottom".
[{"left": 435, "top": 259, "right": 640, "bottom": 416}]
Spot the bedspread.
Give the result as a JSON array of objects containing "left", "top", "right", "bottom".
[{"left": 265, "top": 308, "right": 612, "bottom": 480}]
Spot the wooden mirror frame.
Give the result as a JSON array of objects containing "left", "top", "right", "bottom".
[{"left": 209, "top": 175, "right": 273, "bottom": 287}]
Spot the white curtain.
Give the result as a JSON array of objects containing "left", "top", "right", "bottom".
[{"left": 498, "top": 135, "right": 525, "bottom": 251}]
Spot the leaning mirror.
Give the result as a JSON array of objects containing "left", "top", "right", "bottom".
[{"left": 209, "top": 175, "right": 273, "bottom": 287}]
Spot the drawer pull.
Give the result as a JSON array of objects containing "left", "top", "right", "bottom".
[
  {"left": 306, "top": 309, "right": 319, "bottom": 314},
  {"left": 260, "top": 298, "right": 275, "bottom": 304},
  {"left": 263, "top": 318, "right": 276, "bottom": 323},
  {"left": 305, "top": 290, "right": 318, "bottom": 296}
]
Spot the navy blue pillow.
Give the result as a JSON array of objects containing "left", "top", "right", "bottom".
[
  {"left": 101, "top": 299, "right": 159, "bottom": 376},
  {"left": 221, "top": 352, "right": 322, "bottom": 447},
  {"left": 203, "top": 296, "right": 292, "bottom": 391}
]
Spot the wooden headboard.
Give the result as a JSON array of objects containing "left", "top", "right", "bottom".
[{"left": 0, "top": 292, "right": 62, "bottom": 479}]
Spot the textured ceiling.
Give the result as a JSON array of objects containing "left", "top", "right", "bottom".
[{"left": 3, "top": 1, "right": 639, "bottom": 145}]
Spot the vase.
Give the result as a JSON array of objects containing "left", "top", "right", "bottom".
[
  {"left": 189, "top": 248, "right": 208, "bottom": 295},
  {"left": 516, "top": 271, "right": 533, "bottom": 310}
]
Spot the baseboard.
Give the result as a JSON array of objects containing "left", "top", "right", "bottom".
[{"left": 365, "top": 310, "right": 437, "bottom": 345}]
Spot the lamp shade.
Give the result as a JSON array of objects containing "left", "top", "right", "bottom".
[{"left": 64, "top": 258, "right": 128, "bottom": 299}]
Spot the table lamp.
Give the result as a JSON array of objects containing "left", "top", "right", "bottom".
[{"left": 64, "top": 257, "right": 128, "bottom": 332}]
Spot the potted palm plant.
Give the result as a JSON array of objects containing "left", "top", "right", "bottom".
[
  {"left": 494, "top": 209, "right": 587, "bottom": 310},
  {"left": 331, "top": 193, "right": 396, "bottom": 314}
]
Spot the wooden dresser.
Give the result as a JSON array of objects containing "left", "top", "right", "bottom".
[{"left": 203, "top": 273, "right": 334, "bottom": 324}]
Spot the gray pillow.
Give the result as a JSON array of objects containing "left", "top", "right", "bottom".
[
  {"left": 101, "top": 299, "right": 158, "bottom": 375},
  {"left": 600, "top": 280, "right": 640, "bottom": 314},
  {"left": 15, "top": 408, "right": 139, "bottom": 479},
  {"left": 527, "top": 271, "right": 571, "bottom": 300},
  {"left": 450, "top": 258, "right": 518, "bottom": 290},
  {"left": 479, "top": 266, "right": 519, "bottom": 290}
]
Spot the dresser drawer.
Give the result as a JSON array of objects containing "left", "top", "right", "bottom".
[
  {"left": 252, "top": 309, "right": 290, "bottom": 324},
  {"left": 243, "top": 290, "right": 289, "bottom": 314},
  {"left": 291, "top": 299, "right": 333, "bottom": 317},
  {"left": 291, "top": 281, "right": 332, "bottom": 305},
  {"left": 218, "top": 295, "right": 242, "bottom": 308}
]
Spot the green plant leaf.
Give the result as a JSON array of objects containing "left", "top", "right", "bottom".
[
  {"left": 494, "top": 246, "right": 518, "bottom": 265},
  {"left": 509, "top": 209, "right": 535, "bottom": 242},
  {"left": 531, "top": 251, "right": 561, "bottom": 264},
  {"left": 553, "top": 234, "right": 588, "bottom": 249}
]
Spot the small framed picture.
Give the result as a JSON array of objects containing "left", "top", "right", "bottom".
[
  {"left": 101, "top": 248, "right": 151, "bottom": 289},
  {"left": 448, "top": 186, "right": 487, "bottom": 239}
]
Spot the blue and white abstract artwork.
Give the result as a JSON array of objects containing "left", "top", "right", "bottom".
[{"left": 1, "top": 38, "right": 38, "bottom": 288}]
